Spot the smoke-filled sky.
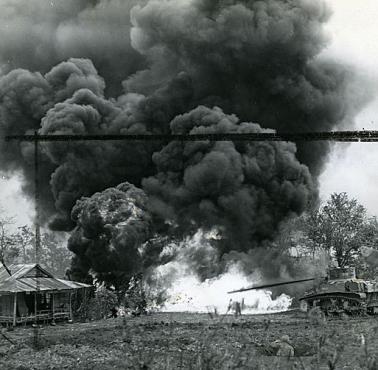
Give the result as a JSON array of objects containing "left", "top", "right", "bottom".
[
  {"left": 1, "top": 0, "right": 377, "bottom": 224},
  {"left": 0, "top": 0, "right": 378, "bottom": 284}
]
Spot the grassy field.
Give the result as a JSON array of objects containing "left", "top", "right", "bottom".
[{"left": 0, "top": 310, "right": 377, "bottom": 369}]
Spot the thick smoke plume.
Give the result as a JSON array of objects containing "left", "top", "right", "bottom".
[
  {"left": 0, "top": 0, "right": 144, "bottom": 96},
  {"left": 0, "top": 0, "right": 371, "bottom": 286},
  {"left": 67, "top": 182, "right": 152, "bottom": 287},
  {"left": 143, "top": 105, "right": 313, "bottom": 250}
]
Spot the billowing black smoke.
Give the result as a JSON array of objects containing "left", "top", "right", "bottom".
[
  {"left": 0, "top": 0, "right": 144, "bottom": 96},
  {"left": 128, "top": 0, "right": 367, "bottom": 174},
  {"left": 143, "top": 106, "right": 313, "bottom": 250},
  {"left": 67, "top": 182, "right": 151, "bottom": 287},
  {"left": 0, "top": 0, "right": 372, "bottom": 285}
]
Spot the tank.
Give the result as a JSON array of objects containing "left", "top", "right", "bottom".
[
  {"left": 228, "top": 267, "right": 378, "bottom": 315},
  {"left": 299, "top": 267, "right": 378, "bottom": 315}
]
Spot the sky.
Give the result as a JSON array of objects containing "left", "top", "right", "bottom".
[
  {"left": 0, "top": 173, "right": 33, "bottom": 227},
  {"left": 1, "top": 0, "right": 378, "bottom": 225},
  {"left": 319, "top": 0, "right": 378, "bottom": 215}
]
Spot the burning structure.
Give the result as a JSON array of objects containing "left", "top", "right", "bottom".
[
  {"left": 0, "top": 263, "right": 91, "bottom": 326},
  {"left": 0, "top": 0, "right": 373, "bottom": 308}
]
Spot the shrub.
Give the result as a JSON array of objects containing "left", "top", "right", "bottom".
[{"left": 87, "top": 285, "right": 118, "bottom": 320}]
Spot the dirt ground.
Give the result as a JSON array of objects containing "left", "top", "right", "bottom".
[{"left": 0, "top": 310, "right": 377, "bottom": 369}]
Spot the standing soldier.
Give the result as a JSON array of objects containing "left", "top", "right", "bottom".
[
  {"left": 227, "top": 299, "right": 243, "bottom": 316},
  {"left": 227, "top": 299, "right": 233, "bottom": 314},
  {"left": 234, "top": 301, "right": 242, "bottom": 316}
]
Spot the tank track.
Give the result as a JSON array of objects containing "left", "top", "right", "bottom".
[{"left": 304, "top": 295, "right": 367, "bottom": 316}]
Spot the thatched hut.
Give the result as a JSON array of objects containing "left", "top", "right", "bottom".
[{"left": 0, "top": 263, "right": 91, "bottom": 326}]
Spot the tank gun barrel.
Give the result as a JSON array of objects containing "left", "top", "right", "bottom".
[{"left": 227, "top": 277, "right": 318, "bottom": 294}]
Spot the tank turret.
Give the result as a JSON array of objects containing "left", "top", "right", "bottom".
[{"left": 228, "top": 267, "right": 378, "bottom": 315}]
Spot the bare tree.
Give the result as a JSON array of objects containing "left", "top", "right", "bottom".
[
  {"left": 39, "top": 232, "right": 72, "bottom": 277},
  {"left": 14, "top": 225, "right": 34, "bottom": 263},
  {"left": 0, "top": 214, "right": 72, "bottom": 277},
  {"left": 0, "top": 209, "right": 19, "bottom": 267}
]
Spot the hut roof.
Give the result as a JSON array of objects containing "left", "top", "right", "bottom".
[{"left": 0, "top": 264, "right": 91, "bottom": 293}]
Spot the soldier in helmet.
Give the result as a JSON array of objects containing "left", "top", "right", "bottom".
[
  {"left": 275, "top": 335, "right": 294, "bottom": 357},
  {"left": 271, "top": 334, "right": 295, "bottom": 368}
]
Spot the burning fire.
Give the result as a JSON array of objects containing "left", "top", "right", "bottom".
[
  {"left": 161, "top": 267, "right": 292, "bottom": 314},
  {"left": 149, "top": 230, "right": 292, "bottom": 314}
]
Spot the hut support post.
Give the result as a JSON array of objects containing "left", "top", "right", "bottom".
[
  {"left": 13, "top": 293, "right": 17, "bottom": 326},
  {"left": 52, "top": 293, "right": 55, "bottom": 321},
  {"left": 69, "top": 292, "right": 72, "bottom": 321},
  {"left": 34, "top": 291, "right": 37, "bottom": 321}
]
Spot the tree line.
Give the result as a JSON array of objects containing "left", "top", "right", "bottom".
[
  {"left": 280, "top": 192, "right": 378, "bottom": 278},
  {"left": 0, "top": 209, "right": 72, "bottom": 277}
]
